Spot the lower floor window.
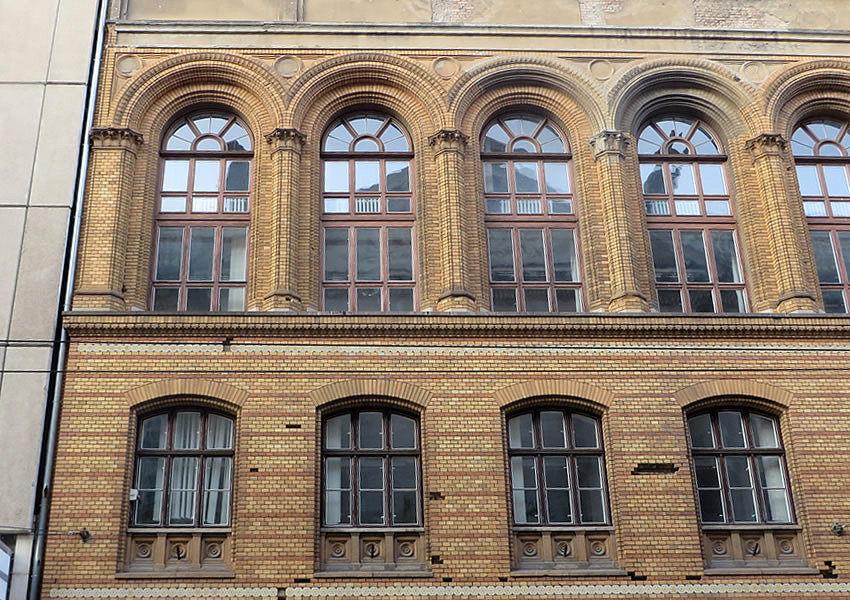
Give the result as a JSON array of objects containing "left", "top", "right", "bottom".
[{"left": 809, "top": 229, "right": 850, "bottom": 312}]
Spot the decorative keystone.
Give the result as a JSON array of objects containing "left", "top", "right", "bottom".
[
  {"left": 89, "top": 127, "right": 143, "bottom": 149},
  {"left": 746, "top": 133, "right": 787, "bottom": 158},
  {"left": 428, "top": 129, "right": 468, "bottom": 153},
  {"left": 265, "top": 128, "right": 306, "bottom": 153},
  {"left": 589, "top": 130, "right": 630, "bottom": 159}
]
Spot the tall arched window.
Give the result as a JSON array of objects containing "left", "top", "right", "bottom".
[
  {"left": 638, "top": 117, "right": 747, "bottom": 312},
  {"left": 791, "top": 118, "right": 850, "bottom": 312},
  {"left": 482, "top": 114, "right": 582, "bottom": 312},
  {"left": 153, "top": 112, "right": 252, "bottom": 311},
  {"left": 321, "top": 113, "right": 415, "bottom": 312}
]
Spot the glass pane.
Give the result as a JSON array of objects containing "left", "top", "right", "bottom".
[
  {"left": 698, "top": 489, "right": 725, "bottom": 523},
  {"left": 190, "top": 196, "right": 216, "bottom": 213},
  {"left": 705, "top": 200, "right": 730, "bottom": 216},
  {"left": 325, "top": 490, "right": 351, "bottom": 525},
  {"left": 393, "top": 490, "right": 417, "bottom": 524},
  {"left": 751, "top": 415, "right": 778, "bottom": 448},
  {"left": 492, "top": 288, "right": 517, "bottom": 311},
  {"left": 513, "top": 490, "right": 539, "bottom": 524},
  {"left": 650, "top": 230, "right": 678, "bottom": 282},
  {"left": 326, "top": 414, "right": 351, "bottom": 449},
  {"left": 810, "top": 231, "right": 840, "bottom": 283},
  {"left": 803, "top": 201, "right": 826, "bottom": 217},
  {"left": 169, "top": 457, "right": 198, "bottom": 525},
  {"left": 160, "top": 196, "right": 186, "bottom": 213},
  {"left": 388, "top": 228, "right": 412, "bottom": 280},
  {"left": 710, "top": 231, "right": 740, "bottom": 283},
  {"left": 162, "top": 160, "right": 190, "bottom": 192},
  {"left": 220, "top": 228, "right": 247, "bottom": 281},
  {"left": 543, "top": 456, "right": 569, "bottom": 488},
  {"left": 548, "top": 198, "right": 572, "bottom": 214},
  {"left": 484, "top": 162, "right": 509, "bottom": 193},
  {"left": 488, "top": 229, "right": 515, "bottom": 282},
  {"left": 508, "top": 413, "right": 534, "bottom": 448},
  {"left": 694, "top": 456, "right": 720, "bottom": 488},
  {"left": 519, "top": 229, "right": 546, "bottom": 282},
  {"left": 392, "top": 456, "right": 416, "bottom": 490},
  {"left": 324, "top": 229, "right": 349, "bottom": 281},
  {"left": 540, "top": 411, "right": 566, "bottom": 448},
  {"left": 356, "top": 288, "right": 381, "bottom": 311},
  {"left": 822, "top": 289, "right": 846, "bottom": 313},
  {"left": 354, "top": 196, "right": 380, "bottom": 213},
  {"left": 391, "top": 414, "right": 416, "bottom": 448},
  {"left": 645, "top": 198, "right": 670, "bottom": 216},
  {"left": 833, "top": 202, "right": 850, "bottom": 217},
  {"left": 670, "top": 164, "right": 696, "bottom": 195},
  {"left": 223, "top": 124, "right": 250, "bottom": 151},
  {"left": 726, "top": 456, "right": 752, "bottom": 487},
  {"left": 360, "top": 491, "right": 384, "bottom": 523},
  {"left": 669, "top": 141, "right": 690, "bottom": 155},
  {"left": 354, "top": 138, "right": 379, "bottom": 152},
  {"left": 550, "top": 229, "right": 577, "bottom": 282},
  {"left": 543, "top": 163, "right": 570, "bottom": 193},
  {"left": 356, "top": 228, "right": 380, "bottom": 281},
  {"left": 156, "top": 228, "right": 184, "bottom": 281},
  {"left": 656, "top": 117, "right": 691, "bottom": 139},
  {"left": 326, "top": 124, "right": 353, "bottom": 150},
  {"left": 386, "top": 161, "right": 410, "bottom": 192},
  {"left": 137, "top": 456, "right": 166, "bottom": 490},
  {"left": 355, "top": 161, "right": 380, "bottom": 192},
  {"left": 641, "top": 164, "right": 666, "bottom": 194},
  {"left": 823, "top": 165, "right": 850, "bottom": 196},
  {"left": 687, "top": 413, "right": 715, "bottom": 448},
  {"left": 547, "top": 489, "right": 572, "bottom": 523},
  {"left": 572, "top": 414, "right": 598, "bottom": 448},
  {"left": 380, "top": 123, "right": 406, "bottom": 147},
  {"left": 174, "top": 412, "right": 201, "bottom": 449},
  {"left": 514, "top": 163, "right": 539, "bottom": 193},
  {"left": 576, "top": 456, "right": 602, "bottom": 488},
  {"left": 718, "top": 411, "right": 745, "bottom": 448},
  {"left": 680, "top": 230, "right": 710, "bottom": 283},
  {"left": 153, "top": 288, "right": 179, "bottom": 311},
  {"left": 219, "top": 287, "right": 245, "bottom": 311},
  {"left": 359, "top": 412, "right": 383, "bottom": 448},
  {"left": 688, "top": 289, "right": 714, "bottom": 312},
  {"left": 206, "top": 414, "right": 233, "bottom": 449},
  {"left": 389, "top": 288, "right": 414, "bottom": 311},
  {"left": 637, "top": 127, "right": 663, "bottom": 154},
  {"left": 324, "top": 288, "right": 349, "bottom": 311},
  {"left": 187, "top": 228, "right": 215, "bottom": 282},
  {"left": 324, "top": 161, "right": 348, "bottom": 193},
  {"left": 516, "top": 197, "right": 542, "bottom": 214},
  {"left": 555, "top": 289, "right": 579, "bottom": 312},
  {"left": 482, "top": 123, "right": 508, "bottom": 152},
  {"left": 387, "top": 197, "right": 411, "bottom": 213},
  {"left": 758, "top": 456, "right": 786, "bottom": 489},
  {"left": 840, "top": 231, "right": 850, "bottom": 281},
  {"left": 222, "top": 197, "right": 248, "bottom": 213},
  {"left": 512, "top": 139, "right": 536, "bottom": 153},
  {"left": 140, "top": 414, "right": 168, "bottom": 449},
  {"left": 657, "top": 289, "right": 683, "bottom": 312},
  {"left": 719, "top": 287, "right": 743, "bottom": 311},
  {"left": 135, "top": 457, "right": 164, "bottom": 525},
  {"left": 699, "top": 164, "right": 726, "bottom": 195},
  {"left": 325, "top": 458, "right": 351, "bottom": 525},
  {"left": 796, "top": 165, "right": 822, "bottom": 196},
  {"left": 730, "top": 489, "right": 757, "bottom": 522},
  {"left": 203, "top": 457, "right": 232, "bottom": 525},
  {"left": 485, "top": 198, "right": 509, "bottom": 214},
  {"left": 675, "top": 200, "right": 700, "bottom": 216},
  {"left": 539, "top": 127, "right": 565, "bottom": 153},
  {"left": 224, "top": 161, "right": 249, "bottom": 191},
  {"left": 193, "top": 161, "right": 219, "bottom": 192},
  {"left": 764, "top": 489, "right": 791, "bottom": 523},
  {"left": 524, "top": 288, "right": 549, "bottom": 311},
  {"left": 579, "top": 489, "right": 605, "bottom": 523},
  {"left": 360, "top": 457, "right": 384, "bottom": 489}
]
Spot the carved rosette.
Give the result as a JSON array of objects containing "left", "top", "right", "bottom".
[
  {"left": 89, "top": 127, "right": 143, "bottom": 150},
  {"left": 428, "top": 129, "right": 468, "bottom": 154},
  {"left": 589, "top": 130, "right": 631, "bottom": 160},
  {"left": 746, "top": 133, "right": 788, "bottom": 159},
  {"left": 700, "top": 528, "right": 807, "bottom": 569},
  {"left": 265, "top": 128, "right": 306, "bottom": 154}
]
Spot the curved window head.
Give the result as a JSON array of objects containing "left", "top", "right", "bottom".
[
  {"left": 791, "top": 118, "right": 850, "bottom": 312},
  {"left": 321, "top": 112, "right": 416, "bottom": 312},
  {"left": 481, "top": 113, "right": 582, "bottom": 313},
  {"left": 153, "top": 111, "right": 252, "bottom": 312},
  {"left": 638, "top": 116, "right": 746, "bottom": 313}
]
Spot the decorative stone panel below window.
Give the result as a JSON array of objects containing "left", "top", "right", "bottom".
[
  {"left": 318, "top": 529, "right": 430, "bottom": 576},
  {"left": 511, "top": 528, "right": 623, "bottom": 575},
  {"left": 120, "top": 529, "right": 233, "bottom": 578},
  {"left": 702, "top": 526, "right": 811, "bottom": 573}
]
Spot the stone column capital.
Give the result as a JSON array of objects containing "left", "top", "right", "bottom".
[
  {"left": 89, "top": 127, "right": 143, "bottom": 150},
  {"left": 589, "top": 130, "right": 631, "bottom": 160},
  {"left": 746, "top": 133, "right": 788, "bottom": 158},
  {"left": 265, "top": 127, "right": 306, "bottom": 154},
  {"left": 428, "top": 129, "right": 468, "bottom": 154}
]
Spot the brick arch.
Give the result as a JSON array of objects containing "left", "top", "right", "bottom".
[
  {"left": 494, "top": 380, "right": 615, "bottom": 412},
  {"left": 448, "top": 56, "right": 607, "bottom": 133},
  {"left": 673, "top": 380, "right": 794, "bottom": 412},
  {"left": 111, "top": 52, "right": 285, "bottom": 132},
  {"left": 309, "top": 379, "right": 432, "bottom": 409},
  {"left": 286, "top": 53, "right": 447, "bottom": 132},
  {"left": 611, "top": 58, "right": 761, "bottom": 139},
  {"left": 125, "top": 378, "right": 249, "bottom": 411},
  {"left": 764, "top": 60, "right": 850, "bottom": 136}
]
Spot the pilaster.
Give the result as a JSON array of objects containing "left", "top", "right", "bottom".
[{"left": 589, "top": 131, "right": 649, "bottom": 312}]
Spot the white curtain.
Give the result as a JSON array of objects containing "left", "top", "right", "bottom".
[
  {"left": 169, "top": 457, "right": 197, "bottom": 525},
  {"left": 203, "top": 457, "right": 231, "bottom": 525}
]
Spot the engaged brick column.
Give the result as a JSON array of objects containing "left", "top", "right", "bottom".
[
  {"left": 589, "top": 130, "right": 650, "bottom": 312},
  {"left": 746, "top": 133, "right": 818, "bottom": 313},
  {"left": 429, "top": 129, "right": 476, "bottom": 311},
  {"left": 264, "top": 128, "right": 305, "bottom": 311},
  {"left": 73, "top": 127, "right": 142, "bottom": 311}
]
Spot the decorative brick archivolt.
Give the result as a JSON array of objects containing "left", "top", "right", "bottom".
[
  {"left": 673, "top": 379, "right": 793, "bottom": 412},
  {"left": 764, "top": 60, "right": 850, "bottom": 136},
  {"left": 494, "top": 380, "right": 614, "bottom": 411},
  {"left": 309, "top": 379, "right": 432, "bottom": 409},
  {"left": 125, "top": 378, "right": 249, "bottom": 410}
]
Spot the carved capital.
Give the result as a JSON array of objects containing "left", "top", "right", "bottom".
[
  {"left": 428, "top": 129, "right": 468, "bottom": 154},
  {"left": 89, "top": 127, "right": 143, "bottom": 149},
  {"left": 746, "top": 133, "right": 787, "bottom": 158},
  {"left": 265, "top": 128, "right": 306, "bottom": 153},
  {"left": 589, "top": 130, "right": 630, "bottom": 160}
]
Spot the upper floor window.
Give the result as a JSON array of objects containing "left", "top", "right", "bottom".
[
  {"left": 507, "top": 409, "right": 608, "bottom": 526},
  {"left": 132, "top": 409, "right": 235, "bottom": 527},
  {"left": 482, "top": 114, "right": 582, "bottom": 312},
  {"left": 321, "top": 113, "right": 415, "bottom": 312},
  {"left": 638, "top": 117, "right": 747, "bottom": 312},
  {"left": 152, "top": 112, "right": 252, "bottom": 312},
  {"left": 791, "top": 118, "right": 850, "bottom": 312},
  {"left": 687, "top": 409, "right": 793, "bottom": 525}
]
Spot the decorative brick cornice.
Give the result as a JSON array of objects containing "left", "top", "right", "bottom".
[
  {"left": 89, "top": 127, "right": 143, "bottom": 149},
  {"left": 589, "top": 130, "right": 630, "bottom": 160},
  {"left": 746, "top": 132, "right": 788, "bottom": 158},
  {"left": 265, "top": 127, "right": 306, "bottom": 153},
  {"left": 428, "top": 129, "right": 468, "bottom": 154}
]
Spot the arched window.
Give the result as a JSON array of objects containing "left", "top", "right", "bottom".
[
  {"left": 321, "top": 113, "right": 415, "bottom": 312},
  {"left": 791, "top": 118, "right": 850, "bottom": 312},
  {"left": 482, "top": 114, "right": 582, "bottom": 312},
  {"left": 152, "top": 111, "right": 252, "bottom": 312},
  {"left": 132, "top": 409, "right": 235, "bottom": 527},
  {"left": 687, "top": 409, "right": 792, "bottom": 525},
  {"left": 638, "top": 117, "right": 747, "bottom": 312}
]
